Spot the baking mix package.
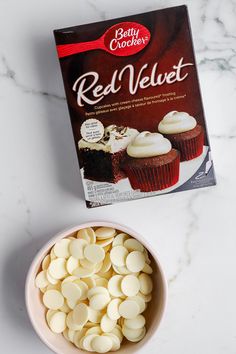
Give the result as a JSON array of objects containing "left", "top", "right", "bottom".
[{"left": 54, "top": 5, "right": 216, "bottom": 208}]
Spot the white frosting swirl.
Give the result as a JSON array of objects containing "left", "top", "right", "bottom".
[
  {"left": 127, "top": 131, "right": 172, "bottom": 158},
  {"left": 158, "top": 111, "right": 197, "bottom": 134}
]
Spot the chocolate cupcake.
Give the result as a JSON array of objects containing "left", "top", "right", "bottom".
[
  {"left": 122, "top": 132, "right": 180, "bottom": 192},
  {"left": 79, "top": 125, "right": 138, "bottom": 183},
  {"left": 158, "top": 111, "right": 204, "bottom": 161}
]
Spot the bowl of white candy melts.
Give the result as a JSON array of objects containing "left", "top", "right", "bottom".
[{"left": 26, "top": 222, "right": 167, "bottom": 354}]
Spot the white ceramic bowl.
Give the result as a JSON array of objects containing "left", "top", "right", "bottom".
[{"left": 25, "top": 222, "right": 167, "bottom": 354}]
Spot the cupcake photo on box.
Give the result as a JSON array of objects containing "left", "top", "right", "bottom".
[
  {"left": 122, "top": 132, "right": 180, "bottom": 192},
  {"left": 79, "top": 125, "right": 138, "bottom": 183},
  {"left": 158, "top": 111, "right": 204, "bottom": 161}
]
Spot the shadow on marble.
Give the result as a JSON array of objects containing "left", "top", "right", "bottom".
[
  {"left": 32, "top": 37, "right": 85, "bottom": 202},
  {"left": 2, "top": 233, "right": 52, "bottom": 334}
]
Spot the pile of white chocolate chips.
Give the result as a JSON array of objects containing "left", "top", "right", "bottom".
[{"left": 35, "top": 227, "right": 153, "bottom": 353}]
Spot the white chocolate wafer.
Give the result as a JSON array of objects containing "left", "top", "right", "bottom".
[
  {"left": 49, "top": 311, "right": 66, "bottom": 333},
  {"left": 54, "top": 239, "right": 71, "bottom": 258},
  {"left": 108, "top": 275, "right": 123, "bottom": 297},
  {"left": 35, "top": 270, "right": 49, "bottom": 289},
  {"left": 100, "top": 314, "right": 117, "bottom": 332},
  {"left": 110, "top": 246, "right": 128, "bottom": 267},
  {"left": 48, "top": 258, "right": 67, "bottom": 279},
  {"left": 121, "top": 275, "right": 140, "bottom": 297},
  {"left": 95, "top": 227, "right": 116, "bottom": 240},
  {"left": 73, "top": 303, "right": 89, "bottom": 326},
  {"left": 139, "top": 273, "right": 153, "bottom": 295},
  {"left": 84, "top": 244, "right": 105, "bottom": 264},
  {"left": 124, "top": 315, "right": 146, "bottom": 330},
  {"left": 43, "top": 290, "right": 64, "bottom": 310},
  {"left": 119, "top": 300, "right": 140, "bottom": 319},
  {"left": 91, "top": 335, "right": 113, "bottom": 353},
  {"left": 124, "top": 238, "right": 144, "bottom": 252},
  {"left": 89, "top": 293, "right": 110, "bottom": 311},
  {"left": 107, "top": 299, "right": 122, "bottom": 320},
  {"left": 126, "top": 251, "right": 145, "bottom": 273},
  {"left": 69, "top": 239, "right": 88, "bottom": 260}
]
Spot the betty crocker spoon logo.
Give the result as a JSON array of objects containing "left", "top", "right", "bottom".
[{"left": 56, "top": 22, "right": 151, "bottom": 58}]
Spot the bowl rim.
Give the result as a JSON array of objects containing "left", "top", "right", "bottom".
[{"left": 25, "top": 221, "right": 168, "bottom": 354}]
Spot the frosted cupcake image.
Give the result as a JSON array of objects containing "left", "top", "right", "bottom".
[
  {"left": 158, "top": 111, "right": 204, "bottom": 161},
  {"left": 122, "top": 132, "right": 180, "bottom": 192},
  {"left": 79, "top": 125, "right": 139, "bottom": 183}
]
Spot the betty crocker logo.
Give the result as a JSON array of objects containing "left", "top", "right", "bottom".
[
  {"left": 104, "top": 22, "right": 150, "bottom": 56},
  {"left": 56, "top": 22, "right": 150, "bottom": 58}
]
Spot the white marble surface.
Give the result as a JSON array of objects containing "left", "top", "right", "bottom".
[{"left": 0, "top": 0, "right": 236, "bottom": 353}]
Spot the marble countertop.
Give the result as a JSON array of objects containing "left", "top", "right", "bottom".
[{"left": 0, "top": 0, "right": 235, "bottom": 353}]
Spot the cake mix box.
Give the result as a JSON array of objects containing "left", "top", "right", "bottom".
[{"left": 54, "top": 5, "right": 216, "bottom": 208}]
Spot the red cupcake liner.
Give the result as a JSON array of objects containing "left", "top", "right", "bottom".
[
  {"left": 124, "top": 154, "right": 180, "bottom": 192},
  {"left": 171, "top": 130, "right": 204, "bottom": 161}
]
